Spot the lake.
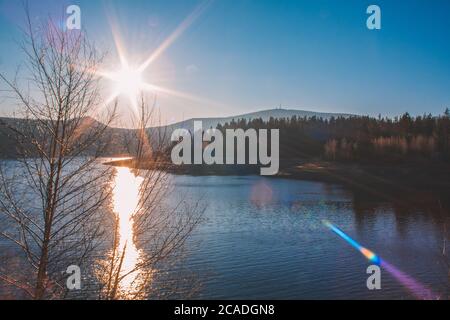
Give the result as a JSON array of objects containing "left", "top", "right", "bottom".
[
  {"left": 159, "top": 173, "right": 449, "bottom": 299},
  {"left": 0, "top": 161, "right": 448, "bottom": 299}
]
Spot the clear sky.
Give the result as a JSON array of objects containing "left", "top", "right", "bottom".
[{"left": 0, "top": 0, "right": 449, "bottom": 125}]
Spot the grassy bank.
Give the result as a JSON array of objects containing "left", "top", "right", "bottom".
[{"left": 105, "top": 158, "right": 450, "bottom": 196}]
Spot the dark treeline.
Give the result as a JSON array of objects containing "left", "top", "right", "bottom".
[
  {"left": 0, "top": 117, "right": 130, "bottom": 158},
  {"left": 3, "top": 110, "right": 450, "bottom": 165},
  {"left": 217, "top": 109, "right": 450, "bottom": 164}
]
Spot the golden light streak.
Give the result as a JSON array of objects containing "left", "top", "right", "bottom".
[
  {"left": 92, "top": 0, "right": 226, "bottom": 118},
  {"left": 138, "top": 0, "right": 212, "bottom": 73},
  {"left": 140, "top": 83, "right": 224, "bottom": 107},
  {"left": 108, "top": 14, "right": 130, "bottom": 68}
]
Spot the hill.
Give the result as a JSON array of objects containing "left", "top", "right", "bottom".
[
  {"left": 0, "top": 108, "right": 353, "bottom": 157},
  {"left": 152, "top": 108, "right": 353, "bottom": 133}
]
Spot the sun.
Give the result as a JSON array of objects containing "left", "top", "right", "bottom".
[
  {"left": 91, "top": 0, "right": 221, "bottom": 113},
  {"left": 96, "top": 60, "right": 148, "bottom": 111},
  {"left": 110, "top": 65, "right": 144, "bottom": 106}
]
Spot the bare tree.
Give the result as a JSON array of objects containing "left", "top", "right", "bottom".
[
  {"left": 0, "top": 5, "right": 203, "bottom": 300},
  {"left": 96, "top": 96, "right": 203, "bottom": 300},
  {"left": 121, "top": 95, "right": 167, "bottom": 164},
  {"left": 0, "top": 7, "right": 116, "bottom": 299}
]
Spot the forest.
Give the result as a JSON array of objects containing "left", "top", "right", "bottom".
[{"left": 216, "top": 109, "right": 450, "bottom": 165}]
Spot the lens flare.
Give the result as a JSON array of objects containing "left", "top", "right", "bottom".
[
  {"left": 322, "top": 220, "right": 381, "bottom": 265},
  {"left": 323, "top": 220, "right": 439, "bottom": 300},
  {"left": 90, "top": 0, "right": 229, "bottom": 114}
]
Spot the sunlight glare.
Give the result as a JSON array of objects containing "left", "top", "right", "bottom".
[
  {"left": 112, "top": 167, "right": 143, "bottom": 293},
  {"left": 93, "top": 0, "right": 229, "bottom": 117},
  {"left": 111, "top": 66, "right": 144, "bottom": 107}
]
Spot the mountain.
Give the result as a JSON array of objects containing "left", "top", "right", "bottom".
[
  {"left": 0, "top": 116, "right": 129, "bottom": 157},
  {"left": 151, "top": 108, "right": 354, "bottom": 133},
  {"left": 0, "top": 108, "right": 354, "bottom": 157}
]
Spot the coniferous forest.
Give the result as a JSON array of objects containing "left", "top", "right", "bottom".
[{"left": 217, "top": 109, "right": 450, "bottom": 164}]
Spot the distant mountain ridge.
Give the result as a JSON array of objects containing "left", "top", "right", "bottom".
[
  {"left": 152, "top": 108, "right": 354, "bottom": 133},
  {"left": 0, "top": 108, "right": 354, "bottom": 157}
]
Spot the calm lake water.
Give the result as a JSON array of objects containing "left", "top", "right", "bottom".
[
  {"left": 0, "top": 160, "right": 448, "bottom": 299},
  {"left": 161, "top": 174, "right": 449, "bottom": 299}
]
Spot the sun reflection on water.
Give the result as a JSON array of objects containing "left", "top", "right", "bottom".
[{"left": 112, "top": 167, "right": 143, "bottom": 294}]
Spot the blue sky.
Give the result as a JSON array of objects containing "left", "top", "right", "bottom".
[{"left": 0, "top": 0, "right": 449, "bottom": 124}]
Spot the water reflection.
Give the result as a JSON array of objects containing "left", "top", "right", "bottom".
[
  {"left": 167, "top": 175, "right": 449, "bottom": 299},
  {"left": 112, "top": 167, "right": 143, "bottom": 295}
]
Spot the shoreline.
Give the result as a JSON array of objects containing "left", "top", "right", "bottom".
[{"left": 104, "top": 158, "right": 450, "bottom": 201}]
